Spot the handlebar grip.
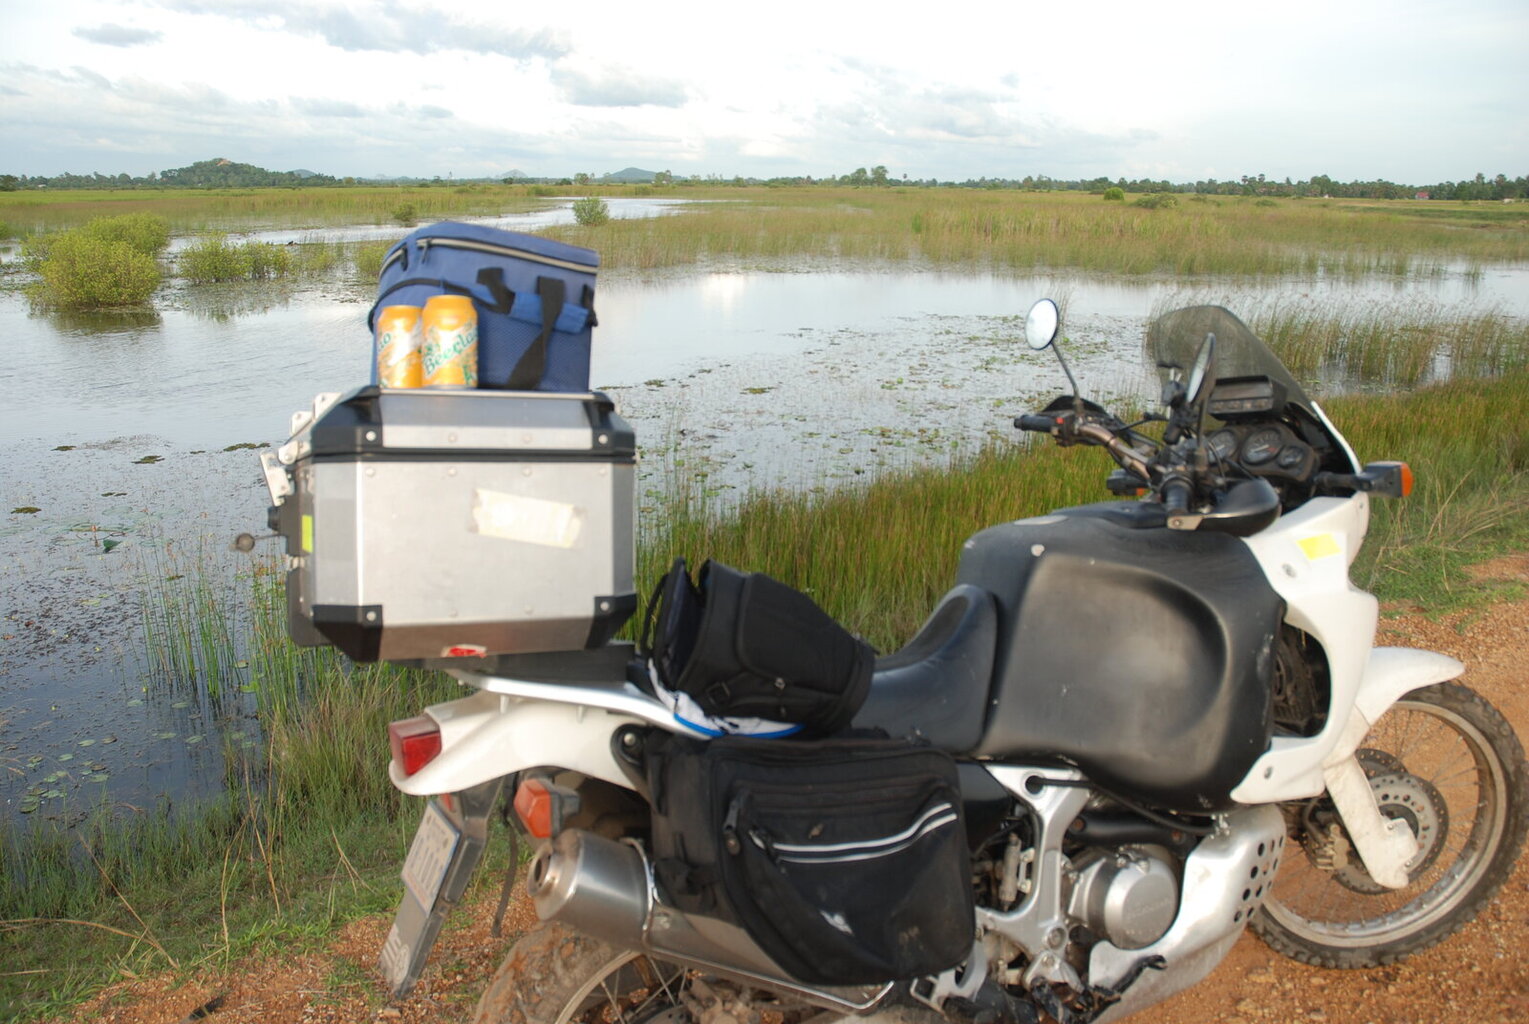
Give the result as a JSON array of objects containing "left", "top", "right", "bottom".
[
  {"left": 1015, "top": 414, "right": 1059, "bottom": 433},
  {"left": 1162, "top": 479, "right": 1192, "bottom": 515}
]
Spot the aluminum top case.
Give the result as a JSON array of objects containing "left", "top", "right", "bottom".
[{"left": 264, "top": 386, "right": 636, "bottom": 663}]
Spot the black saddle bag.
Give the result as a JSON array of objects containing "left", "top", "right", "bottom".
[
  {"left": 644, "top": 733, "right": 975, "bottom": 985},
  {"left": 642, "top": 558, "right": 873, "bottom": 736}
]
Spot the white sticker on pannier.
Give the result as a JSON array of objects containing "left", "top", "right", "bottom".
[{"left": 471, "top": 489, "right": 585, "bottom": 548}]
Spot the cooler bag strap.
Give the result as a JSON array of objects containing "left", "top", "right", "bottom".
[
  {"left": 473, "top": 267, "right": 518, "bottom": 314},
  {"left": 505, "top": 276, "right": 567, "bottom": 391}
]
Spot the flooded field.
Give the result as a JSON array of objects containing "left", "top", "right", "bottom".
[{"left": 3, "top": 204, "right": 1527, "bottom": 825}]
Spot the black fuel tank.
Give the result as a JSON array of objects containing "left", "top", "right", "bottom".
[{"left": 960, "top": 506, "right": 1283, "bottom": 812}]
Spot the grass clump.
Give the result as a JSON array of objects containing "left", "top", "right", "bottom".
[
  {"left": 25, "top": 231, "right": 161, "bottom": 309},
  {"left": 572, "top": 196, "right": 610, "bottom": 226},
  {"left": 1102, "top": 187, "right": 1125, "bottom": 202},
  {"left": 179, "top": 234, "right": 292, "bottom": 283},
  {"left": 20, "top": 213, "right": 170, "bottom": 309}
]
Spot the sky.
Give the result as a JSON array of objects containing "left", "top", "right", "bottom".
[{"left": 2, "top": 0, "right": 1525, "bottom": 186}]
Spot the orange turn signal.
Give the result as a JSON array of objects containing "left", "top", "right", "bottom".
[{"left": 514, "top": 778, "right": 555, "bottom": 838}]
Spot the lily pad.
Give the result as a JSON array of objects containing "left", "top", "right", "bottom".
[
  {"left": 26, "top": 754, "right": 43, "bottom": 767},
  {"left": 11, "top": 507, "right": 41, "bottom": 515},
  {"left": 101, "top": 539, "right": 122, "bottom": 553},
  {"left": 86, "top": 772, "right": 110, "bottom": 783},
  {"left": 78, "top": 739, "right": 96, "bottom": 747},
  {"left": 57, "top": 753, "right": 74, "bottom": 762},
  {"left": 43, "top": 789, "right": 64, "bottom": 799},
  {"left": 133, "top": 455, "right": 163, "bottom": 464},
  {"left": 170, "top": 700, "right": 190, "bottom": 709},
  {"left": 153, "top": 731, "right": 176, "bottom": 741},
  {"left": 127, "top": 698, "right": 145, "bottom": 707},
  {"left": 19, "top": 798, "right": 40, "bottom": 814},
  {"left": 186, "top": 735, "right": 204, "bottom": 745},
  {"left": 53, "top": 445, "right": 75, "bottom": 452}
]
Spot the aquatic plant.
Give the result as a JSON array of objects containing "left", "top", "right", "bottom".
[
  {"left": 178, "top": 234, "right": 292, "bottom": 283},
  {"left": 26, "top": 230, "right": 161, "bottom": 309}
]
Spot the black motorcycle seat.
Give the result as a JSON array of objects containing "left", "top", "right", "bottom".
[{"left": 851, "top": 584, "right": 996, "bottom": 753}]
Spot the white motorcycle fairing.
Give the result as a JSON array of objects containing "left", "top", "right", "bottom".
[{"left": 389, "top": 672, "right": 708, "bottom": 797}]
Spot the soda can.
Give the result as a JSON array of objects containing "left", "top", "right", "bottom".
[
  {"left": 422, "top": 295, "right": 479, "bottom": 389},
  {"left": 375, "top": 305, "right": 423, "bottom": 388}
]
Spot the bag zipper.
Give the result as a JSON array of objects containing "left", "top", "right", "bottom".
[
  {"left": 744, "top": 799, "right": 958, "bottom": 866},
  {"left": 416, "top": 237, "right": 597, "bottom": 275}
]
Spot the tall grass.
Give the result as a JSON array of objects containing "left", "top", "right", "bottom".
[
  {"left": 0, "top": 185, "right": 550, "bottom": 238},
  {"left": 1151, "top": 294, "right": 1529, "bottom": 390},
  {"left": 543, "top": 188, "right": 1529, "bottom": 275}
]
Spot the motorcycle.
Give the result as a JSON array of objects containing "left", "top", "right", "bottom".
[{"left": 368, "top": 301, "right": 1527, "bottom": 1024}]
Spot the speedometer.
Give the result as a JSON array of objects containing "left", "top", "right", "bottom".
[
  {"left": 1208, "top": 430, "right": 1239, "bottom": 461},
  {"left": 1241, "top": 428, "right": 1283, "bottom": 466}
]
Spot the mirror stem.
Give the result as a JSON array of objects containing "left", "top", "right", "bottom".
[{"left": 1052, "top": 345, "right": 1084, "bottom": 409}]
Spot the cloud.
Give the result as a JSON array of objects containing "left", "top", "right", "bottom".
[
  {"left": 159, "top": 0, "right": 569, "bottom": 59},
  {"left": 551, "top": 64, "right": 687, "bottom": 108},
  {"left": 72, "top": 24, "right": 164, "bottom": 47},
  {"left": 292, "top": 98, "right": 367, "bottom": 118}
]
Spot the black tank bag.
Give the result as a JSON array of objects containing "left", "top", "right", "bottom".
[
  {"left": 642, "top": 558, "right": 873, "bottom": 735},
  {"left": 644, "top": 733, "right": 975, "bottom": 985}
]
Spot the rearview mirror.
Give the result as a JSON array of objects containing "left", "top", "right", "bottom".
[{"left": 1024, "top": 299, "right": 1060, "bottom": 351}]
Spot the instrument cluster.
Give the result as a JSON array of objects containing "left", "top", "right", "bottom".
[{"left": 1205, "top": 422, "right": 1317, "bottom": 483}]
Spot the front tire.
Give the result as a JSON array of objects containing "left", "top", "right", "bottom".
[{"left": 1252, "top": 681, "right": 1527, "bottom": 968}]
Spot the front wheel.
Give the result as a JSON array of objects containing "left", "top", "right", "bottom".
[
  {"left": 1252, "top": 681, "right": 1527, "bottom": 968},
  {"left": 473, "top": 922, "right": 816, "bottom": 1024}
]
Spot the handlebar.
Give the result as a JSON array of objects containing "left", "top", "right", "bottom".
[
  {"left": 1015, "top": 414, "right": 1060, "bottom": 433},
  {"left": 1161, "top": 479, "right": 1192, "bottom": 516}
]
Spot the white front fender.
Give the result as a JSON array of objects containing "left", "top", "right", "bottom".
[
  {"left": 1232, "top": 646, "right": 1464, "bottom": 804},
  {"left": 389, "top": 689, "right": 645, "bottom": 796},
  {"left": 1349, "top": 646, "right": 1465, "bottom": 730}
]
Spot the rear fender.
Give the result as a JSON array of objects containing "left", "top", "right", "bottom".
[{"left": 389, "top": 689, "right": 643, "bottom": 796}]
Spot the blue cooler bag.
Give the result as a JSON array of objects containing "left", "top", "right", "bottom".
[{"left": 369, "top": 222, "right": 599, "bottom": 392}]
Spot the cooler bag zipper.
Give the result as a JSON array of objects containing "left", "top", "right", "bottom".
[{"left": 378, "top": 236, "right": 597, "bottom": 279}]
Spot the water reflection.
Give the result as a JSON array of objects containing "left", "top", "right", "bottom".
[{"left": 32, "top": 304, "right": 163, "bottom": 335}]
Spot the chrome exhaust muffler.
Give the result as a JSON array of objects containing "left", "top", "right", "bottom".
[
  {"left": 527, "top": 829, "right": 651, "bottom": 950},
  {"left": 526, "top": 829, "right": 891, "bottom": 1013}
]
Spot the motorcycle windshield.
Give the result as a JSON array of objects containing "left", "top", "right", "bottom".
[{"left": 1146, "top": 305, "right": 1358, "bottom": 469}]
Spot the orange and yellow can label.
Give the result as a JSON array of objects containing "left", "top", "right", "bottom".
[{"left": 422, "top": 295, "right": 478, "bottom": 389}]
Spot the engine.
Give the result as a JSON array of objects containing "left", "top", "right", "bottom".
[{"left": 1065, "top": 846, "right": 1180, "bottom": 950}]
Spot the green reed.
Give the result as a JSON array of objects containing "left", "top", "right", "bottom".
[
  {"left": 1146, "top": 293, "right": 1529, "bottom": 391},
  {"left": 545, "top": 188, "right": 1529, "bottom": 276},
  {"left": 0, "top": 185, "right": 550, "bottom": 238}
]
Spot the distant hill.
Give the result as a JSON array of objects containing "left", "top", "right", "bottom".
[
  {"left": 601, "top": 167, "right": 657, "bottom": 183},
  {"left": 499, "top": 169, "right": 528, "bottom": 180},
  {"left": 158, "top": 158, "right": 336, "bottom": 188}
]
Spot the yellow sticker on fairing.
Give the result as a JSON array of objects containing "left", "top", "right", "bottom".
[
  {"left": 1298, "top": 533, "right": 1340, "bottom": 560},
  {"left": 302, "top": 514, "right": 314, "bottom": 554}
]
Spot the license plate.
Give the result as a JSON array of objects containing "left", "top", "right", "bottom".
[{"left": 400, "top": 800, "right": 460, "bottom": 911}]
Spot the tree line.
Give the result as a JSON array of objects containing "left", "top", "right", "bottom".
[{"left": 3, "top": 160, "right": 1525, "bottom": 201}]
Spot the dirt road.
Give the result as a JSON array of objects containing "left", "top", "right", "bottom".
[{"left": 52, "top": 563, "right": 1529, "bottom": 1024}]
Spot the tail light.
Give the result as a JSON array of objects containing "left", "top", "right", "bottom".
[{"left": 388, "top": 715, "right": 442, "bottom": 776}]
